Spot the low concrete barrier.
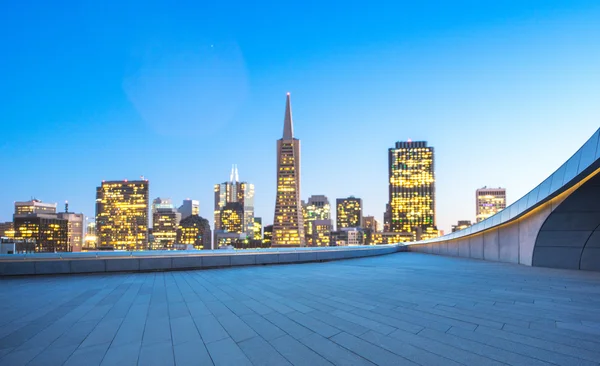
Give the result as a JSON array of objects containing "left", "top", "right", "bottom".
[{"left": 0, "top": 244, "right": 405, "bottom": 276}]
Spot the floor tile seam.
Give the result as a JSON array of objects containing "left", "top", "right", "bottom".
[
  {"left": 328, "top": 331, "right": 419, "bottom": 366},
  {"left": 432, "top": 326, "right": 579, "bottom": 365},
  {"left": 264, "top": 333, "right": 335, "bottom": 366},
  {"left": 358, "top": 330, "right": 471, "bottom": 366},
  {"left": 298, "top": 332, "right": 378, "bottom": 366},
  {"left": 369, "top": 307, "right": 471, "bottom": 331},
  {"left": 472, "top": 326, "right": 600, "bottom": 361}
]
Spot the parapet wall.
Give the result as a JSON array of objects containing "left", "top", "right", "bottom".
[{"left": 0, "top": 244, "right": 403, "bottom": 276}]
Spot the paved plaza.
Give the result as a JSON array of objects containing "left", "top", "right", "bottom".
[{"left": 1, "top": 253, "right": 600, "bottom": 366}]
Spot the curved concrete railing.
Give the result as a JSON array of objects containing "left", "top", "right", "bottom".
[
  {"left": 409, "top": 128, "right": 600, "bottom": 270},
  {"left": 0, "top": 244, "right": 404, "bottom": 276}
]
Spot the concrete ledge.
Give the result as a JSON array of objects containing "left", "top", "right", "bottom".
[
  {"left": 1, "top": 261, "right": 35, "bottom": 276},
  {"left": 171, "top": 256, "right": 202, "bottom": 269},
  {"left": 278, "top": 253, "right": 299, "bottom": 264},
  {"left": 0, "top": 245, "right": 403, "bottom": 276},
  {"left": 106, "top": 258, "right": 139, "bottom": 272},
  {"left": 231, "top": 255, "right": 256, "bottom": 266},
  {"left": 35, "top": 260, "right": 70, "bottom": 275},
  {"left": 256, "top": 253, "right": 279, "bottom": 265},
  {"left": 139, "top": 257, "right": 172, "bottom": 271},
  {"left": 202, "top": 255, "right": 231, "bottom": 268},
  {"left": 71, "top": 259, "right": 106, "bottom": 274}
]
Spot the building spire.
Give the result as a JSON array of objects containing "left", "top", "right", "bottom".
[
  {"left": 235, "top": 164, "right": 239, "bottom": 182},
  {"left": 230, "top": 164, "right": 235, "bottom": 182},
  {"left": 283, "top": 92, "right": 294, "bottom": 140}
]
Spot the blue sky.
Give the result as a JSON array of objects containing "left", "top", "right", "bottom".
[{"left": 1, "top": 1, "right": 599, "bottom": 233}]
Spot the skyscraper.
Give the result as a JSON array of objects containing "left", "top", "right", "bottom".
[
  {"left": 96, "top": 180, "right": 149, "bottom": 250},
  {"left": 253, "top": 217, "right": 263, "bottom": 241},
  {"left": 178, "top": 199, "right": 199, "bottom": 220},
  {"left": 303, "top": 195, "right": 331, "bottom": 246},
  {"left": 273, "top": 93, "right": 305, "bottom": 247},
  {"left": 152, "top": 198, "right": 181, "bottom": 249},
  {"left": 336, "top": 197, "right": 363, "bottom": 230},
  {"left": 388, "top": 141, "right": 437, "bottom": 240},
  {"left": 362, "top": 216, "right": 379, "bottom": 232},
  {"left": 213, "top": 165, "right": 255, "bottom": 238},
  {"left": 57, "top": 202, "right": 84, "bottom": 252},
  {"left": 177, "top": 215, "right": 211, "bottom": 250},
  {"left": 13, "top": 200, "right": 69, "bottom": 252},
  {"left": 476, "top": 187, "right": 506, "bottom": 222}
]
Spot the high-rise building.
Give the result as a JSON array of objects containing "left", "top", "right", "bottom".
[
  {"left": 0, "top": 222, "right": 14, "bottom": 238},
  {"left": 219, "top": 202, "right": 244, "bottom": 234},
  {"left": 263, "top": 225, "right": 273, "bottom": 246},
  {"left": 273, "top": 93, "right": 305, "bottom": 247},
  {"left": 96, "top": 180, "right": 149, "bottom": 250},
  {"left": 57, "top": 202, "right": 84, "bottom": 252},
  {"left": 362, "top": 216, "right": 379, "bottom": 232},
  {"left": 336, "top": 197, "right": 363, "bottom": 230},
  {"left": 303, "top": 195, "right": 330, "bottom": 246},
  {"left": 388, "top": 141, "right": 437, "bottom": 240},
  {"left": 177, "top": 215, "right": 211, "bottom": 250},
  {"left": 452, "top": 220, "right": 472, "bottom": 232},
  {"left": 84, "top": 220, "right": 97, "bottom": 249},
  {"left": 214, "top": 165, "right": 255, "bottom": 238},
  {"left": 476, "top": 187, "right": 507, "bottom": 222},
  {"left": 152, "top": 198, "right": 181, "bottom": 249},
  {"left": 13, "top": 200, "right": 69, "bottom": 252},
  {"left": 253, "top": 217, "right": 262, "bottom": 241},
  {"left": 178, "top": 199, "right": 199, "bottom": 220},
  {"left": 312, "top": 219, "right": 332, "bottom": 247}
]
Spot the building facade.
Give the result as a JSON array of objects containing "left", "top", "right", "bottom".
[
  {"left": 388, "top": 141, "right": 437, "bottom": 240},
  {"left": 152, "top": 198, "right": 181, "bottom": 249},
  {"left": 273, "top": 93, "right": 305, "bottom": 247},
  {"left": 57, "top": 207, "right": 84, "bottom": 253},
  {"left": 96, "top": 180, "right": 149, "bottom": 250},
  {"left": 312, "top": 219, "right": 332, "bottom": 247},
  {"left": 13, "top": 200, "right": 70, "bottom": 252},
  {"left": 336, "top": 197, "right": 363, "bottom": 230},
  {"left": 452, "top": 220, "right": 472, "bottom": 232},
  {"left": 214, "top": 165, "right": 255, "bottom": 239},
  {"left": 362, "top": 215, "right": 379, "bottom": 232},
  {"left": 178, "top": 199, "right": 199, "bottom": 221},
  {"left": 253, "top": 217, "right": 262, "bottom": 241},
  {"left": 177, "top": 215, "right": 211, "bottom": 250},
  {"left": 263, "top": 225, "right": 273, "bottom": 246},
  {"left": 303, "top": 195, "right": 330, "bottom": 246},
  {"left": 476, "top": 187, "right": 507, "bottom": 222},
  {"left": 0, "top": 221, "right": 14, "bottom": 238}
]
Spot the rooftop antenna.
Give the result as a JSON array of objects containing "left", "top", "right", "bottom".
[{"left": 65, "top": 200, "right": 69, "bottom": 213}]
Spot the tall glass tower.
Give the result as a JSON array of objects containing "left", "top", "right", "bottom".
[
  {"left": 388, "top": 141, "right": 437, "bottom": 240},
  {"left": 273, "top": 93, "right": 305, "bottom": 247}
]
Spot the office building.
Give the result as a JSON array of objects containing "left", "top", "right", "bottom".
[
  {"left": 263, "top": 225, "right": 273, "bottom": 246},
  {"left": 96, "top": 180, "right": 149, "bottom": 251},
  {"left": 452, "top": 220, "right": 472, "bottom": 232},
  {"left": 331, "top": 227, "right": 364, "bottom": 246},
  {"left": 476, "top": 187, "right": 507, "bottom": 222},
  {"left": 273, "top": 93, "right": 305, "bottom": 247},
  {"left": 152, "top": 198, "right": 181, "bottom": 249},
  {"left": 0, "top": 222, "right": 14, "bottom": 238},
  {"left": 219, "top": 202, "right": 244, "bottom": 234},
  {"left": 303, "top": 195, "right": 330, "bottom": 246},
  {"left": 214, "top": 165, "right": 255, "bottom": 238},
  {"left": 253, "top": 217, "right": 262, "bottom": 241},
  {"left": 336, "top": 197, "right": 362, "bottom": 230},
  {"left": 57, "top": 202, "right": 84, "bottom": 252},
  {"left": 13, "top": 200, "right": 68, "bottom": 252},
  {"left": 363, "top": 216, "right": 379, "bottom": 232},
  {"left": 178, "top": 199, "right": 199, "bottom": 220},
  {"left": 177, "top": 215, "right": 211, "bottom": 250},
  {"left": 388, "top": 141, "right": 438, "bottom": 240},
  {"left": 84, "top": 220, "right": 97, "bottom": 249},
  {"left": 312, "top": 219, "right": 332, "bottom": 247}
]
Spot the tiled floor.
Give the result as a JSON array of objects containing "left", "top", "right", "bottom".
[{"left": 1, "top": 253, "right": 600, "bottom": 366}]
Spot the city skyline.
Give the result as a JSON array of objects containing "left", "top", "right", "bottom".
[{"left": 1, "top": 1, "right": 599, "bottom": 234}]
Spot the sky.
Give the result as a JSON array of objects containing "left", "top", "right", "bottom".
[{"left": 1, "top": 0, "right": 599, "bottom": 233}]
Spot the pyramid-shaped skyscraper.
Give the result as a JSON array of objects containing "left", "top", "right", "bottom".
[{"left": 273, "top": 93, "right": 305, "bottom": 247}]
